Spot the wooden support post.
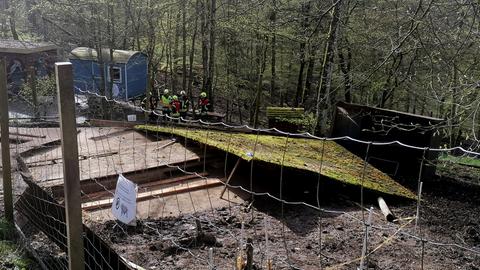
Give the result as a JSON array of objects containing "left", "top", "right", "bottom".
[
  {"left": 415, "top": 181, "right": 424, "bottom": 230},
  {"left": 246, "top": 238, "right": 253, "bottom": 270},
  {"left": 0, "top": 58, "right": 14, "bottom": 223},
  {"left": 195, "top": 219, "right": 203, "bottom": 238},
  {"left": 359, "top": 207, "right": 374, "bottom": 270},
  {"left": 264, "top": 217, "right": 273, "bottom": 270},
  {"left": 55, "top": 62, "right": 85, "bottom": 270},
  {"left": 220, "top": 158, "right": 241, "bottom": 199},
  {"left": 236, "top": 221, "right": 245, "bottom": 270}
]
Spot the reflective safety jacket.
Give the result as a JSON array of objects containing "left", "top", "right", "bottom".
[
  {"left": 161, "top": 94, "right": 172, "bottom": 107},
  {"left": 180, "top": 96, "right": 190, "bottom": 112}
]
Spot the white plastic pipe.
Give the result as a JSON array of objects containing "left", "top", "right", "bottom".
[
  {"left": 209, "top": 247, "right": 214, "bottom": 269},
  {"left": 377, "top": 197, "right": 396, "bottom": 222}
]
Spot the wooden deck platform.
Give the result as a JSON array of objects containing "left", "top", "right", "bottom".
[{"left": 11, "top": 126, "right": 243, "bottom": 221}]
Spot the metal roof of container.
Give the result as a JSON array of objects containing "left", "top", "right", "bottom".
[
  {"left": 69, "top": 47, "right": 143, "bottom": 64},
  {"left": 0, "top": 39, "right": 57, "bottom": 54}
]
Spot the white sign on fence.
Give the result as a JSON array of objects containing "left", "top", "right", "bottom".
[{"left": 111, "top": 174, "right": 137, "bottom": 225}]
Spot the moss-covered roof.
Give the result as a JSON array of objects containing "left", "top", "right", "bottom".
[{"left": 136, "top": 125, "right": 416, "bottom": 199}]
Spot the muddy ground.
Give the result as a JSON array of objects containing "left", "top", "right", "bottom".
[
  {"left": 2, "top": 122, "right": 479, "bottom": 269},
  {"left": 88, "top": 174, "right": 480, "bottom": 270}
]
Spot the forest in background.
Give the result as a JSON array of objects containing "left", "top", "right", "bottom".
[{"left": 1, "top": 0, "right": 480, "bottom": 147}]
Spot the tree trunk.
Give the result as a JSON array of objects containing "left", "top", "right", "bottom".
[
  {"left": 145, "top": 0, "right": 159, "bottom": 95},
  {"left": 25, "top": 0, "right": 39, "bottom": 33},
  {"left": 201, "top": 0, "right": 209, "bottom": 92},
  {"left": 171, "top": 7, "right": 181, "bottom": 92},
  {"left": 450, "top": 64, "right": 458, "bottom": 146},
  {"left": 294, "top": 2, "right": 311, "bottom": 107},
  {"left": 314, "top": 0, "right": 342, "bottom": 135},
  {"left": 338, "top": 40, "right": 352, "bottom": 103},
  {"left": 253, "top": 36, "right": 268, "bottom": 128},
  {"left": 4, "top": 0, "right": 18, "bottom": 40},
  {"left": 270, "top": 0, "right": 277, "bottom": 101},
  {"left": 303, "top": 44, "right": 317, "bottom": 104},
  {"left": 206, "top": 0, "right": 216, "bottom": 110},
  {"left": 181, "top": 0, "right": 187, "bottom": 91},
  {"left": 295, "top": 41, "right": 307, "bottom": 107},
  {"left": 187, "top": 0, "right": 200, "bottom": 97},
  {"left": 106, "top": 3, "right": 115, "bottom": 100}
]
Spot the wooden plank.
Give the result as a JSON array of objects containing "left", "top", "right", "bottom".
[
  {"left": 89, "top": 119, "right": 141, "bottom": 128},
  {"left": 28, "top": 141, "right": 199, "bottom": 186},
  {"left": 56, "top": 62, "right": 85, "bottom": 270},
  {"left": 25, "top": 150, "right": 118, "bottom": 166},
  {"left": 88, "top": 128, "right": 133, "bottom": 141},
  {"left": 23, "top": 129, "right": 155, "bottom": 169},
  {"left": 220, "top": 158, "right": 241, "bottom": 198},
  {"left": 82, "top": 178, "right": 223, "bottom": 211},
  {"left": 8, "top": 127, "right": 62, "bottom": 157},
  {"left": 45, "top": 157, "right": 209, "bottom": 197},
  {"left": 81, "top": 172, "right": 208, "bottom": 202},
  {"left": 9, "top": 132, "right": 46, "bottom": 138},
  {"left": 0, "top": 58, "right": 13, "bottom": 222},
  {"left": 153, "top": 140, "right": 176, "bottom": 151}
]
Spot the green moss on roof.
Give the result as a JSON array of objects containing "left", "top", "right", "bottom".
[
  {"left": 266, "top": 107, "right": 304, "bottom": 118},
  {"left": 136, "top": 125, "right": 416, "bottom": 199}
]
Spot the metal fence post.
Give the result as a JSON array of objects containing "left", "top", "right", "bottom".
[
  {"left": 55, "top": 62, "right": 85, "bottom": 270},
  {"left": 0, "top": 58, "right": 14, "bottom": 223}
]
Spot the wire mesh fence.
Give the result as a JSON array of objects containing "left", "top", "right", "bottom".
[{"left": 1, "top": 59, "right": 480, "bottom": 270}]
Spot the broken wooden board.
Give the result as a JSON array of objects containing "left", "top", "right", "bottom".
[
  {"left": 82, "top": 172, "right": 209, "bottom": 202},
  {"left": 28, "top": 142, "right": 199, "bottom": 183},
  {"left": 45, "top": 158, "right": 207, "bottom": 197},
  {"left": 82, "top": 178, "right": 223, "bottom": 210},
  {"left": 1, "top": 127, "right": 62, "bottom": 170},
  {"left": 136, "top": 125, "right": 416, "bottom": 199},
  {"left": 20, "top": 127, "right": 202, "bottom": 197}
]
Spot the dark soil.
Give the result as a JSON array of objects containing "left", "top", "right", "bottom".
[{"left": 90, "top": 175, "right": 480, "bottom": 270}]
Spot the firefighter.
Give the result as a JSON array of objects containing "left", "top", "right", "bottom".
[
  {"left": 197, "top": 92, "right": 210, "bottom": 116},
  {"left": 160, "top": 89, "right": 172, "bottom": 118},
  {"left": 179, "top": 90, "right": 190, "bottom": 119},
  {"left": 170, "top": 95, "right": 181, "bottom": 117}
]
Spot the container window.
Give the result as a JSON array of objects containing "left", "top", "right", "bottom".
[{"left": 108, "top": 66, "right": 122, "bottom": 83}]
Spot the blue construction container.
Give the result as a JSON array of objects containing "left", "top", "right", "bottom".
[{"left": 69, "top": 47, "right": 148, "bottom": 100}]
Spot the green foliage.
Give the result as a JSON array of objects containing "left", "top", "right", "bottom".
[
  {"left": 274, "top": 113, "right": 316, "bottom": 133},
  {"left": 0, "top": 241, "right": 35, "bottom": 270},
  {"left": 0, "top": 219, "right": 14, "bottom": 241},
  {"left": 20, "top": 76, "right": 57, "bottom": 102},
  {"left": 439, "top": 154, "right": 480, "bottom": 168},
  {"left": 136, "top": 125, "right": 416, "bottom": 199},
  {"left": 0, "top": 219, "right": 35, "bottom": 270},
  {"left": 11, "top": 0, "right": 479, "bottom": 144}
]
